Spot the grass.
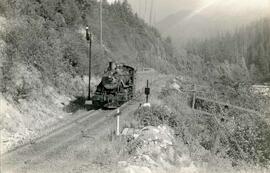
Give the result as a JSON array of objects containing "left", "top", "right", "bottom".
[{"left": 86, "top": 132, "right": 131, "bottom": 173}]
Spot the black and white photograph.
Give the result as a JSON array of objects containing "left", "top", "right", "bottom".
[{"left": 0, "top": 0, "right": 270, "bottom": 172}]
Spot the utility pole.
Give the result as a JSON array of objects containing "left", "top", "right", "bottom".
[
  {"left": 149, "top": 0, "right": 154, "bottom": 25},
  {"left": 138, "top": 0, "right": 141, "bottom": 16},
  {"left": 153, "top": 1, "right": 157, "bottom": 26},
  {"left": 86, "top": 26, "right": 92, "bottom": 100},
  {"left": 100, "top": 0, "right": 103, "bottom": 47},
  {"left": 144, "top": 0, "right": 147, "bottom": 21}
]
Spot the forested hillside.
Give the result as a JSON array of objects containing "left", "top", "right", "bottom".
[
  {"left": 186, "top": 18, "right": 270, "bottom": 82},
  {"left": 0, "top": 0, "right": 177, "bottom": 98}
]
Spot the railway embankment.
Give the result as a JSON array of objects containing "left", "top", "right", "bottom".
[
  {"left": 111, "top": 77, "right": 270, "bottom": 173},
  {"left": 2, "top": 74, "right": 270, "bottom": 173},
  {"left": 0, "top": 73, "right": 88, "bottom": 154},
  {"left": 1, "top": 73, "right": 170, "bottom": 173},
  {"left": 0, "top": 67, "right": 161, "bottom": 155}
]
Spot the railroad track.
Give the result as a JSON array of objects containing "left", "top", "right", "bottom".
[
  {"left": 1, "top": 74, "right": 164, "bottom": 172},
  {"left": 2, "top": 110, "right": 98, "bottom": 156},
  {"left": 1, "top": 74, "right": 169, "bottom": 173},
  {"left": 2, "top": 75, "right": 158, "bottom": 156},
  {"left": 1, "top": 109, "right": 114, "bottom": 173}
]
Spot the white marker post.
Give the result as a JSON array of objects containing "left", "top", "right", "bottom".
[{"left": 116, "top": 108, "right": 120, "bottom": 136}]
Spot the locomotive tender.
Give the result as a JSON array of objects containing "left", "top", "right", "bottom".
[{"left": 92, "top": 62, "right": 136, "bottom": 109}]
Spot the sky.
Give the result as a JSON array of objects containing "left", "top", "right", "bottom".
[{"left": 107, "top": 0, "right": 270, "bottom": 22}]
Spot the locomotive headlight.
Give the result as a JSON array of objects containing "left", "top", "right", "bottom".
[
  {"left": 107, "top": 76, "right": 114, "bottom": 82},
  {"left": 107, "top": 76, "right": 115, "bottom": 83}
]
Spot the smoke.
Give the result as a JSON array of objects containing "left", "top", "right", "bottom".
[{"left": 183, "top": 0, "right": 220, "bottom": 21}]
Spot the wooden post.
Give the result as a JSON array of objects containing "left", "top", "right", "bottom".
[
  {"left": 116, "top": 116, "right": 120, "bottom": 136},
  {"left": 192, "top": 84, "right": 196, "bottom": 109},
  {"left": 116, "top": 108, "right": 120, "bottom": 136},
  {"left": 86, "top": 27, "right": 92, "bottom": 101}
]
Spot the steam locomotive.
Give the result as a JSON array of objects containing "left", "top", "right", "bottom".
[{"left": 92, "top": 62, "right": 136, "bottom": 109}]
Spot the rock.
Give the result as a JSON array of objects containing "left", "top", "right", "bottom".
[
  {"left": 122, "top": 128, "right": 130, "bottom": 136},
  {"left": 126, "top": 125, "right": 177, "bottom": 172},
  {"left": 157, "top": 156, "right": 174, "bottom": 170},
  {"left": 177, "top": 154, "right": 193, "bottom": 167},
  {"left": 121, "top": 128, "right": 140, "bottom": 139},
  {"left": 142, "top": 103, "right": 151, "bottom": 107},
  {"left": 171, "top": 82, "right": 181, "bottom": 91},
  {"left": 137, "top": 126, "right": 174, "bottom": 147},
  {"left": 118, "top": 161, "right": 128, "bottom": 167},
  {"left": 140, "top": 154, "right": 159, "bottom": 167},
  {"left": 119, "top": 165, "right": 152, "bottom": 173},
  {"left": 178, "top": 162, "right": 198, "bottom": 173},
  {"left": 175, "top": 76, "right": 184, "bottom": 82},
  {"left": 120, "top": 125, "right": 196, "bottom": 173}
]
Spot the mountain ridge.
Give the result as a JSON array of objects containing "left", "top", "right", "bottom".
[{"left": 156, "top": 7, "right": 269, "bottom": 46}]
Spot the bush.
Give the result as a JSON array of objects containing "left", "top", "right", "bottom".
[
  {"left": 0, "top": 0, "right": 7, "bottom": 15},
  {"left": 160, "top": 84, "right": 270, "bottom": 166},
  {"left": 230, "top": 115, "right": 270, "bottom": 166},
  {"left": 134, "top": 105, "right": 179, "bottom": 128},
  {"left": 13, "top": 78, "right": 31, "bottom": 102}
]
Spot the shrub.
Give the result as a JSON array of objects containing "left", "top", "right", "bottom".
[
  {"left": 160, "top": 84, "right": 270, "bottom": 166},
  {"left": 13, "top": 78, "right": 31, "bottom": 102},
  {"left": 0, "top": 0, "right": 7, "bottom": 15},
  {"left": 230, "top": 115, "right": 270, "bottom": 166},
  {"left": 134, "top": 105, "right": 179, "bottom": 128}
]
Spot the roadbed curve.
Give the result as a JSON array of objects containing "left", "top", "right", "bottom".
[
  {"left": 2, "top": 72, "right": 171, "bottom": 173},
  {"left": 2, "top": 68, "right": 158, "bottom": 155}
]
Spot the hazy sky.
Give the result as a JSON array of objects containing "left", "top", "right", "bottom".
[
  {"left": 107, "top": 0, "right": 270, "bottom": 22},
  {"left": 128, "top": 0, "right": 199, "bottom": 21}
]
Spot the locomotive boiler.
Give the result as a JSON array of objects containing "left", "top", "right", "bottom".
[{"left": 92, "top": 62, "right": 136, "bottom": 109}]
